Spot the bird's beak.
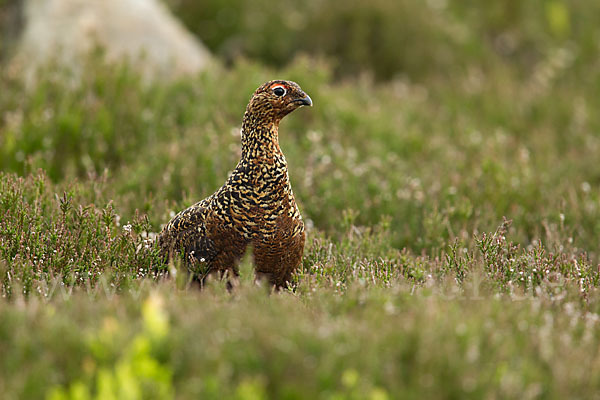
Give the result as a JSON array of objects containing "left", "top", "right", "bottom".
[{"left": 295, "top": 94, "right": 313, "bottom": 107}]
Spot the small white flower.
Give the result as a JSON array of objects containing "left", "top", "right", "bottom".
[
  {"left": 582, "top": 182, "right": 591, "bottom": 193},
  {"left": 123, "top": 224, "right": 132, "bottom": 232}
]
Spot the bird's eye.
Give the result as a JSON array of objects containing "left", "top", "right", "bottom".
[{"left": 273, "top": 86, "right": 286, "bottom": 97}]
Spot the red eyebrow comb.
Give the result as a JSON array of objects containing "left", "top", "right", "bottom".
[{"left": 270, "top": 83, "right": 286, "bottom": 90}]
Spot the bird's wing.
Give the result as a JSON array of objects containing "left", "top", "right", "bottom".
[{"left": 159, "top": 203, "right": 218, "bottom": 265}]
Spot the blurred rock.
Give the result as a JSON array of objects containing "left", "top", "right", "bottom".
[{"left": 11, "top": 0, "right": 212, "bottom": 82}]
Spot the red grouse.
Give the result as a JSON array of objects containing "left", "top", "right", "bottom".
[{"left": 158, "top": 80, "right": 312, "bottom": 288}]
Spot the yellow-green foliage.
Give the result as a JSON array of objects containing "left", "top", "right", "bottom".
[{"left": 46, "top": 295, "right": 173, "bottom": 400}]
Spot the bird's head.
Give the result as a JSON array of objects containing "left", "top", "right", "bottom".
[{"left": 246, "top": 80, "right": 313, "bottom": 123}]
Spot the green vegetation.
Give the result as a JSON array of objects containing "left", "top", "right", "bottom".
[
  {"left": 167, "top": 0, "right": 600, "bottom": 81},
  {"left": 2, "top": 0, "right": 600, "bottom": 398}
]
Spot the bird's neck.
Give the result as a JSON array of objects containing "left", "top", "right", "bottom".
[{"left": 240, "top": 112, "right": 284, "bottom": 163}]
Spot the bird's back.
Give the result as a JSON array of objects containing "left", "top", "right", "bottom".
[{"left": 157, "top": 195, "right": 217, "bottom": 267}]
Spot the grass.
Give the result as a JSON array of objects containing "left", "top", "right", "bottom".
[{"left": 2, "top": 0, "right": 600, "bottom": 398}]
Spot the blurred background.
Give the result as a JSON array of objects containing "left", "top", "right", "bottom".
[{"left": 2, "top": 0, "right": 594, "bottom": 81}]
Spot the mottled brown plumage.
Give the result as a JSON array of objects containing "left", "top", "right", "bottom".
[{"left": 158, "top": 80, "right": 312, "bottom": 288}]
